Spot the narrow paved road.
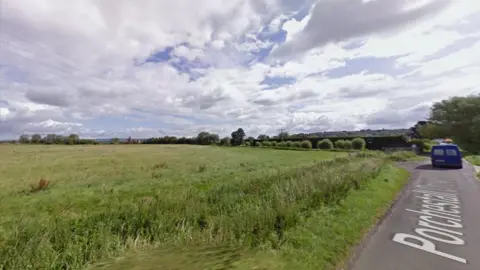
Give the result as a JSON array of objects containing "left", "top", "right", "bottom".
[{"left": 350, "top": 160, "right": 480, "bottom": 270}]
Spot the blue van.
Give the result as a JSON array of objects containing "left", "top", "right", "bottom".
[{"left": 431, "top": 144, "right": 463, "bottom": 169}]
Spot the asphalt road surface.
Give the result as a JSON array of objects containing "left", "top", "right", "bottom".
[{"left": 350, "top": 159, "right": 480, "bottom": 270}]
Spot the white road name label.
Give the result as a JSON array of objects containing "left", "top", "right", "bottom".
[{"left": 392, "top": 183, "right": 468, "bottom": 264}]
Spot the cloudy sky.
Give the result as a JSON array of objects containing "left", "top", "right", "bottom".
[{"left": 1, "top": 0, "right": 479, "bottom": 139}]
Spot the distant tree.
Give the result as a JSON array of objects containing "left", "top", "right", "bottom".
[
  {"left": 408, "top": 121, "right": 428, "bottom": 138},
  {"left": 417, "top": 123, "right": 443, "bottom": 140},
  {"left": 54, "top": 135, "right": 65, "bottom": 144},
  {"left": 197, "top": 132, "right": 219, "bottom": 145},
  {"left": 19, "top": 134, "right": 30, "bottom": 144},
  {"left": 278, "top": 131, "right": 289, "bottom": 140},
  {"left": 343, "top": 140, "right": 353, "bottom": 150},
  {"left": 231, "top": 128, "right": 246, "bottom": 146},
  {"left": 69, "top": 134, "right": 79, "bottom": 143},
  {"left": 247, "top": 136, "right": 255, "bottom": 141},
  {"left": 126, "top": 136, "right": 132, "bottom": 144},
  {"left": 111, "top": 137, "right": 120, "bottom": 144},
  {"left": 334, "top": 140, "right": 346, "bottom": 149},
  {"left": 300, "top": 140, "right": 312, "bottom": 149},
  {"left": 317, "top": 139, "right": 334, "bottom": 150},
  {"left": 44, "top": 134, "right": 56, "bottom": 144},
  {"left": 220, "top": 137, "right": 231, "bottom": 146},
  {"left": 31, "top": 134, "right": 42, "bottom": 144},
  {"left": 257, "top": 134, "right": 269, "bottom": 140},
  {"left": 428, "top": 95, "right": 480, "bottom": 151},
  {"left": 352, "top": 138, "right": 366, "bottom": 150}
]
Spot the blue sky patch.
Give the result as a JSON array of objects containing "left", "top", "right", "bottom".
[
  {"left": 261, "top": 75, "right": 296, "bottom": 89},
  {"left": 144, "top": 46, "right": 174, "bottom": 64},
  {"left": 324, "top": 56, "right": 410, "bottom": 78},
  {"left": 421, "top": 36, "right": 479, "bottom": 62}
]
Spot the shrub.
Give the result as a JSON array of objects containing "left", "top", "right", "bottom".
[
  {"left": 245, "top": 141, "right": 250, "bottom": 147},
  {"left": 317, "top": 139, "right": 334, "bottom": 150},
  {"left": 271, "top": 141, "right": 278, "bottom": 147},
  {"left": 300, "top": 140, "right": 312, "bottom": 149},
  {"left": 292, "top": 141, "right": 301, "bottom": 148},
  {"left": 255, "top": 142, "right": 262, "bottom": 147},
  {"left": 408, "top": 139, "right": 425, "bottom": 151},
  {"left": 278, "top": 141, "right": 287, "bottom": 147},
  {"left": 286, "top": 141, "right": 293, "bottom": 147},
  {"left": 343, "top": 140, "right": 353, "bottom": 150},
  {"left": 352, "top": 138, "right": 366, "bottom": 150},
  {"left": 262, "top": 141, "right": 272, "bottom": 147},
  {"left": 334, "top": 140, "right": 346, "bottom": 149},
  {"left": 220, "top": 137, "right": 231, "bottom": 146}
]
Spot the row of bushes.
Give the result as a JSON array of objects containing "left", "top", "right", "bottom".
[
  {"left": 251, "top": 135, "right": 408, "bottom": 150},
  {"left": 245, "top": 138, "right": 367, "bottom": 151}
]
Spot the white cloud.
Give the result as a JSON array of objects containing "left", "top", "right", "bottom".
[{"left": 1, "top": 0, "right": 479, "bottom": 139}]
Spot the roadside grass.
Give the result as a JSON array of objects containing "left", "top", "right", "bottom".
[
  {"left": 91, "top": 163, "right": 409, "bottom": 270},
  {"left": 0, "top": 144, "right": 409, "bottom": 270},
  {"left": 465, "top": 155, "right": 480, "bottom": 166}
]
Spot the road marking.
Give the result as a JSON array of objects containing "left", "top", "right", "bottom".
[{"left": 392, "top": 184, "right": 467, "bottom": 264}]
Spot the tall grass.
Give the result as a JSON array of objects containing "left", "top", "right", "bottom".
[{"left": 0, "top": 151, "right": 385, "bottom": 269}]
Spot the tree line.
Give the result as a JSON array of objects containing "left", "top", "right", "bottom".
[
  {"left": 412, "top": 94, "right": 480, "bottom": 153},
  {"left": 12, "top": 94, "right": 479, "bottom": 151},
  {"left": 17, "top": 134, "right": 98, "bottom": 145}
]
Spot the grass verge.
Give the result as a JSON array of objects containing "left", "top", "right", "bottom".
[
  {"left": 465, "top": 155, "right": 480, "bottom": 166},
  {"left": 216, "top": 164, "right": 410, "bottom": 270},
  {"left": 90, "top": 163, "right": 409, "bottom": 270}
]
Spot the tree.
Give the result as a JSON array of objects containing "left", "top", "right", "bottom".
[
  {"left": 317, "top": 139, "right": 334, "bottom": 150},
  {"left": 31, "top": 134, "right": 42, "bottom": 144},
  {"left": 428, "top": 95, "right": 480, "bottom": 151},
  {"left": 44, "top": 134, "right": 56, "bottom": 144},
  {"left": 196, "top": 132, "right": 219, "bottom": 145},
  {"left": 69, "top": 134, "right": 79, "bottom": 143},
  {"left": 343, "top": 140, "right": 353, "bottom": 150},
  {"left": 19, "top": 134, "right": 30, "bottom": 144},
  {"left": 408, "top": 121, "right": 428, "bottom": 138},
  {"left": 278, "top": 131, "right": 289, "bottom": 141},
  {"left": 334, "top": 140, "right": 346, "bottom": 149},
  {"left": 352, "top": 138, "right": 366, "bottom": 150},
  {"left": 300, "top": 140, "right": 312, "bottom": 149},
  {"left": 54, "top": 135, "right": 65, "bottom": 144},
  {"left": 231, "top": 128, "right": 246, "bottom": 146},
  {"left": 417, "top": 122, "right": 443, "bottom": 140},
  {"left": 67, "top": 137, "right": 75, "bottom": 145},
  {"left": 257, "top": 134, "right": 269, "bottom": 140},
  {"left": 220, "top": 137, "right": 231, "bottom": 146},
  {"left": 111, "top": 137, "right": 120, "bottom": 144}
]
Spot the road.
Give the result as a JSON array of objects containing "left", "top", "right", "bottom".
[{"left": 350, "top": 159, "right": 480, "bottom": 270}]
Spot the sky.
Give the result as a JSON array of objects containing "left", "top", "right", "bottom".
[{"left": 0, "top": 0, "right": 479, "bottom": 139}]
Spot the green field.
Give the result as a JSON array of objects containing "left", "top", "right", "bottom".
[{"left": 0, "top": 145, "right": 409, "bottom": 269}]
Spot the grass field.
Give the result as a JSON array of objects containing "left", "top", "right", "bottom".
[{"left": 0, "top": 145, "right": 409, "bottom": 269}]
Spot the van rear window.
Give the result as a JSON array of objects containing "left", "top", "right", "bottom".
[
  {"left": 446, "top": 149, "right": 458, "bottom": 156},
  {"left": 433, "top": 149, "right": 445, "bottom": 156}
]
